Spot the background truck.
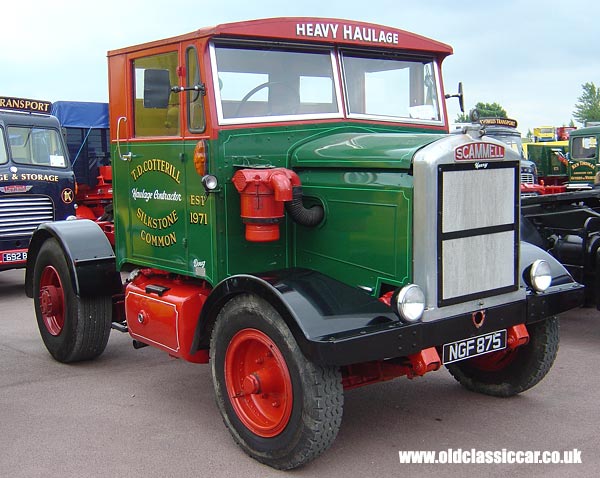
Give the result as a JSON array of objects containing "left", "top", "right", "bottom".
[
  {"left": 0, "top": 97, "right": 75, "bottom": 271},
  {"left": 51, "top": 101, "right": 114, "bottom": 243},
  {"left": 24, "top": 18, "right": 583, "bottom": 469},
  {"left": 475, "top": 117, "right": 539, "bottom": 193},
  {"left": 533, "top": 126, "right": 556, "bottom": 142},
  {"left": 522, "top": 125, "right": 600, "bottom": 306}
]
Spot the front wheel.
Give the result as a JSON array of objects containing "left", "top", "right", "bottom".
[
  {"left": 33, "top": 238, "right": 112, "bottom": 363},
  {"left": 210, "top": 294, "right": 343, "bottom": 470},
  {"left": 446, "top": 317, "right": 559, "bottom": 397}
]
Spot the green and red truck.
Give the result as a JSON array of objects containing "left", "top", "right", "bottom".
[{"left": 25, "top": 18, "right": 584, "bottom": 469}]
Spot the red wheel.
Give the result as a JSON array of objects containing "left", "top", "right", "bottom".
[
  {"left": 211, "top": 294, "right": 343, "bottom": 470},
  {"left": 33, "top": 238, "right": 112, "bottom": 363},
  {"left": 225, "top": 328, "right": 293, "bottom": 437},
  {"left": 467, "top": 348, "right": 518, "bottom": 372},
  {"left": 39, "top": 265, "right": 65, "bottom": 336}
]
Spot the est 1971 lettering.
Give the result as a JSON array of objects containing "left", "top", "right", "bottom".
[{"left": 190, "top": 212, "right": 208, "bottom": 225}]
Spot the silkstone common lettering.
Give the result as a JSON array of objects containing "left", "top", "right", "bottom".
[
  {"left": 136, "top": 208, "right": 178, "bottom": 230},
  {"left": 130, "top": 159, "right": 181, "bottom": 184},
  {"left": 140, "top": 230, "right": 177, "bottom": 247}
]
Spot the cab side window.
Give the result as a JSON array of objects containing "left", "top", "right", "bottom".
[
  {"left": 133, "top": 52, "right": 180, "bottom": 137},
  {"left": 186, "top": 46, "right": 205, "bottom": 133}
]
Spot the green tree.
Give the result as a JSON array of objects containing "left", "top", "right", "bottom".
[
  {"left": 475, "top": 102, "right": 507, "bottom": 118},
  {"left": 573, "top": 82, "right": 600, "bottom": 125},
  {"left": 455, "top": 101, "right": 508, "bottom": 123},
  {"left": 455, "top": 111, "right": 470, "bottom": 123}
]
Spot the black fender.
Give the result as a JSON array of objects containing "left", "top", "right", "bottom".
[
  {"left": 190, "top": 268, "right": 398, "bottom": 362},
  {"left": 520, "top": 240, "right": 576, "bottom": 287},
  {"left": 520, "top": 241, "right": 584, "bottom": 321},
  {"left": 25, "top": 219, "right": 122, "bottom": 298}
]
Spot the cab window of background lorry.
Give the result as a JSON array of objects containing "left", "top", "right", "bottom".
[
  {"left": 571, "top": 136, "right": 598, "bottom": 160},
  {"left": 0, "top": 128, "right": 7, "bottom": 164},
  {"left": 7, "top": 126, "right": 68, "bottom": 167},
  {"left": 134, "top": 51, "right": 180, "bottom": 137},
  {"left": 341, "top": 51, "right": 441, "bottom": 123},
  {"left": 211, "top": 42, "right": 341, "bottom": 123}
]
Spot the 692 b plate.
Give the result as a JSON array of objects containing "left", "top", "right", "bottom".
[{"left": 443, "top": 329, "right": 507, "bottom": 364}]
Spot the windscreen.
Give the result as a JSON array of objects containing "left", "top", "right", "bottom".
[
  {"left": 7, "top": 126, "right": 68, "bottom": 168},
  {"left": 341, "top": 51, "right": 442, "bottom": 122},
  {"left": 212, "top": 43, "right": 340, "bottom": 123}
]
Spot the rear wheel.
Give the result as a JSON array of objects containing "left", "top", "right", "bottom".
[
  {"left": 210, "top": 294, "right": 343, "bottom": 470},
  {"left": 33, "top": 238, "right": 112, "bottom": 363},
  {"left": 446, "top": 318, "right": 559, "bottom": 397}
]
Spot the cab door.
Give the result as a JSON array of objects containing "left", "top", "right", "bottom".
[{"left": 113, "top": 47, "right": 189, "bottom": 273}]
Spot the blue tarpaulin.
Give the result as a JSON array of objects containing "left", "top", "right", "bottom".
[{"left": 51, "top": 101, "right": 109, "bottom": 129}]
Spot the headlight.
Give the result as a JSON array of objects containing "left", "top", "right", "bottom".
[
  {"left": 530, "top": 259, "right": 552, "bottom": 292},
  {"left": 393, "top": 284, "right": 425, "bottom": 323},
  {"left": 202, "top": 174, "right": 218, "bottom": 191}
]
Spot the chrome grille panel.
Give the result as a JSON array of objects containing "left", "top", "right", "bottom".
[
  {"left": 412, "top": 134, "right": 524, "bottom": 320},
  {"left": 0, "top": 196, "right": 54, "bottom": 238},
  {"left": 438, "top": 162, "right": 518, "bottom": 306}
]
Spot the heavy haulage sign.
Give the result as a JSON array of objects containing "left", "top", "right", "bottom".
[{"left": 0, "top": 96, "right": 52, "bottom": 113}]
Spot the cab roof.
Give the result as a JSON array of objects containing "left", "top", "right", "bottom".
[{"left": 108, "top": 17, "right": 453, "bottom": 58}]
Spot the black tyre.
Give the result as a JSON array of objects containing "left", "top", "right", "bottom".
[
  {"left": 210, "top": 294, "right": 343, "bottom": 470},
  {"left": 446, "top": 317, "right": 559, "bottom": 397},
  {"left": 33, "top": 238, "right": 112, "bottom": 363}
]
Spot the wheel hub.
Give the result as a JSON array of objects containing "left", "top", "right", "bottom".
[
  {"left": 225, "top": 328, "right": 293, "bottom": 437},
  {"left": 39, "top": 265, "right": 65, "bottom": 336}
]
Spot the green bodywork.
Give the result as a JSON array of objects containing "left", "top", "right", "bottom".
[
  {"left": 526, "top": 142, "right": 569, "bottom": 180},
  {"left": 113, "top": 123, "right": 443, "bottom": 295},
  {"left": 568, "top": 126, "right": 600, "bottom": 184}
]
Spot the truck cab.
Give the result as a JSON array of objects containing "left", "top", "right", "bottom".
[
  {"left": 0, "top": 98, "right": 75, "bottom": 270},
  {"left": 568, "top": 125, "right": 599, "bottom": 187}
]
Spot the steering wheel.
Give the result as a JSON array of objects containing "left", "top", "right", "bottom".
[{"left": 235, "top": 81, "right": 300, "bottom": 117}]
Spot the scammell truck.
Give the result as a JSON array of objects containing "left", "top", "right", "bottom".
[{"left": 25, "top": 18, "right": 584, "bottom": 469}]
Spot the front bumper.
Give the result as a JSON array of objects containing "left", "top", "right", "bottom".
[{"left": 307, "top": 282, "right": 584, "bottom": 366}]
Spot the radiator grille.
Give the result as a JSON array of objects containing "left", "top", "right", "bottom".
[
  {"left": 438, "top": 162, "right": 518, "bottom": 306},
  {"left": 0, "top": 196, "right": 54, "bottom": 238},
  {"left": 521, "top": 173, "right": 535, "bottom": 184}
]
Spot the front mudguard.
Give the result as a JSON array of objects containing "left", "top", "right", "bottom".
[{"left": 191, "top": 262, "right": 583, "bottom": 367}]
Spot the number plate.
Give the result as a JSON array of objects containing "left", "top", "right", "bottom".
[
  {"left": 443, "top": 330, "right": 507, "bottom": 364},
  {"left": 2, "top": 251, "right": 27, "bottom": 263}
]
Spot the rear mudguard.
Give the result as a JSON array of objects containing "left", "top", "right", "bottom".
[{"left": 25, "top": 219, "right": 122, "bottom": 299}]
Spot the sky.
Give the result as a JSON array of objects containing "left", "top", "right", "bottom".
[{"left": 1, "top": 0, "right": 598, "bottom": 135}]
